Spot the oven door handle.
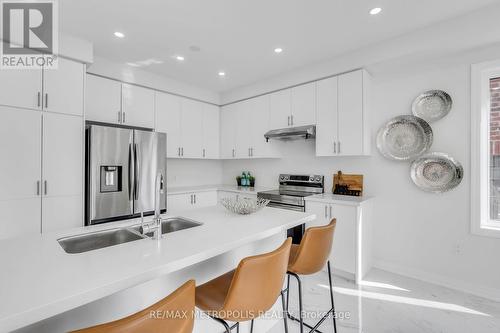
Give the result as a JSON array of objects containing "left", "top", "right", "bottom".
[{"left": 266, "top": 201, "right": 305, "bottom": 212}]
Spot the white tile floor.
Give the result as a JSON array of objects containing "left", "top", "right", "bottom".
[{"left": 269, "top": 268, "right": 500, "bottom": 333}]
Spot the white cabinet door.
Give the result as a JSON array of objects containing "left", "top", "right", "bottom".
[
  {"left": 86, "top": 75, "right": 122, "bottom": 124},
  {"left": 235, "top": 100, "right": 251, "bottom": 159},
  {"left": 337, "top": 70, "right": 364, "bottom": 156},
  {"left": 316, "top": 77, "right": 338, "bottom": 156},
  {"left": 41, "top": 113, "right": 83, "bottom": 232},
  {"left": 167, "top": 193, "right": 194, "bottom": 212},
  {"left": 122, "top": 83, "right": 155, "bottom": 128},
  {"left": 193, "top": 191, "right": 217, "bottom": 208},
  {"left": 0, "top": 68, "right": 42, "bottom": 111},
  {"left": 330, "top": 204, "right": 357, "bottom": 274},
  {"left": 155, "top": 92, "right": 182, "bottom": 158},
  {"left": 291, "top": 82, "right": 316, "bottom": 126},
  {"left": 269, "top": 89, "right": 291, "bottom": 129},
  {"left": 202, "top": 104, "right": 220, "bottom": 159},
  {"left": 0, "top": 107, "right": 42, "bottom": 238},
  {"left": 250, "top": 95, "right": 275, "bottom": 158},
  {"left": 305, "top": 201, "right": 329, "bottom": 229},
  {"left": 180, "top": 99, "right": 203, "bottom": 158},
  {"left": 220, "top": 104, "right": 238, "bottom": 159},
  {"left": 43, "top": 58, "right": 84, "bottom": 116}
]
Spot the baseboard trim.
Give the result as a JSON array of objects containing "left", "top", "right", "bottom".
[{"left": 372, "top": 258, "right": 500, "bottom": 302}]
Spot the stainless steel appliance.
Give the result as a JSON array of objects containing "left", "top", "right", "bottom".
[
  {"left": 258, "top": 174, "right": 324, "bottom": 243},
  {"left": 85, "top": 124, "right": 166, "bottom": 225}
]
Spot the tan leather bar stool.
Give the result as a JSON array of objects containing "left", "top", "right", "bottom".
[
  {"left": 284, "top": 219, "right": 337, "bottom": 333},
  {"left": 196, "top": 238, "right": 292, "bottom": 333},
  {"left": 72, "top": 280, "right": 195, "bottom": 333}
]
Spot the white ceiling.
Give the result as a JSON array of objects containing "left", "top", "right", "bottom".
[{"left": 60, "top": 0, "right": 498, "bottom": 92}]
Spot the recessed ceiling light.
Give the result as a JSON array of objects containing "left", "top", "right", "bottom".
[
  {"left": 369, "top": 7, "right": 382, "bottom": 15},
  {"left": 218, "top": 71, "right": 226, "bottom": 77},
  {"left": 114, "top": 31, "right": 125, "bottom": 38},
  {"left": 175, "top": 55, "right": 185, "bottom": 61},
  {"left": 274, "top": 47, "right": 283, "bottom": 54}
]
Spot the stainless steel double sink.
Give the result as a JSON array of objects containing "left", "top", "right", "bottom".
[{"left": 58, "top": 217, "right": 202, "bottom": 254}]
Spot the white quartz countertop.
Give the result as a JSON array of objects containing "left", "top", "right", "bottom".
[
  {"left": 0, "top": 206, "right": 314, "bottom": 332},
  {"left": 167, "top": 184, "right": 271, "bottom": 195},
  {"left": 305, "top": 193, "right": 373, "bottom": 206}
]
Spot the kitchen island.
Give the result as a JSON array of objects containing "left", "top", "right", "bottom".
[{"left": 0, "top": 205, "right": 315, "bottom": 333}]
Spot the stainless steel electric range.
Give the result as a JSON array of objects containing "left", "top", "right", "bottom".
[{"left": 258, "top": 174, "right": 324, "bottom": 243}]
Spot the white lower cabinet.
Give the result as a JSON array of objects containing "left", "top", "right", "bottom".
[
  {"left": 167, "top": 191, "right": 217, "bottom": 212},
  {"left": 305, "top": 198, "right": 372, "bottom": 283}
]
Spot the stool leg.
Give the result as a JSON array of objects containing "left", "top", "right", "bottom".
[
  {"left": 281, "top": 290, "right": 289, "bottom": 333},
  {"left": 286, "top": 274, "right": 291, "bottom": 313},
  {"left": 250, "top": 319, "right": 254, "bottom": 333},
  {"left": 289, "top": 273, "right": 304, "bottom": 333},
  {"left": 327, "top": 261, "right": 337, "bottom": 333},
  {"left": 210, "top": 316, "right": 232, "bottom": 333}
]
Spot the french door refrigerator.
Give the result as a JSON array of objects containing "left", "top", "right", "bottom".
[{"left": 85, "top": 124, "right": 166, "bottom": 225}]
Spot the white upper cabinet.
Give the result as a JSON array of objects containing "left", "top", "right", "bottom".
[
  {"left": 202, "top": 104, "right": 220, "bottom": 159},
  {"left": 235, "top": 100, "right": 252, "bottom": 159},
  {"left": 220, "top": 104, "right": 238, "bottom": 159},
  {"left": 180, "top": 98, "right": 203, "bottom": 158},
  {"left": 0, "top": 68, "right": 42, "bottom": 111},
  {"left": 155, "top": 92, "right": 182, "bottom": 158},
  {"left": 250, "top": 95, "right": 277, "bottom": 158},
  {"left": 316, "top": 76, "right": 339, "bottom": 156},
  {"left": 121, "top": 83, "right": 155, "bottom": 128},
  {"left": 291, "top": 82, "right": 316, "bottom": 126},
  {"left": 269, "top": 89, "right": 291, "bottom": 129},
  {"left": 86, "top": 75, "right": 122, "bottom": 124},
  {"left": 316, "top": 69, "right": 370, "bottom": 156},
  {"left": 43, "top": 58, "right": 84, "bottom": 116}
]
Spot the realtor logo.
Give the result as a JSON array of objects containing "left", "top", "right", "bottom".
[{"left": 1, "top": 0, "right": 58, "bottom": 69}]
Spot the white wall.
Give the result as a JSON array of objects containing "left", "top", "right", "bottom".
[
  {"left": 166, "top": 159, "right": 223, "bottom": 188},
  {"left": 222, "top": 46, "right": 500, "bottom": 301}
]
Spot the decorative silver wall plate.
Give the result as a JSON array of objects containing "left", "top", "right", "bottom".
[
  {"left": 377, "top": 115, "right": 433, "bottom": 161},
  {"left": 410, "top": 152, "right": 463, "bottom": 193},
  {"left": 411, "top": 90, "right": 452, "bottom": 122}
]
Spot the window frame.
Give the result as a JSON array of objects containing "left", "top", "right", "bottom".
[{"left": 471, "top": 60, "right": 500, "bottom": 238}]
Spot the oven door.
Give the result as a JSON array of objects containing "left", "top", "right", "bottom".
[{"left": 266, "top": 201, "right": 305, "bottom": 244}]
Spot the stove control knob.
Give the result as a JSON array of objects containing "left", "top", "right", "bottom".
[
  {"left": 315, "top": 176, "right": 321, "bottom": 181},
  {"left": 309, "top": 176, "right": 314, "bottom": 181},
  {"left": 280, "top": 176, "right": 285, "bottom": 180},
  {"left": 285, "top": 176, "right": 289, "bottom": 180}
]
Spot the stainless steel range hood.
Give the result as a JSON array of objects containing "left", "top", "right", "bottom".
[{"left": 264, "top": 125, "right": 316, "bottom": 141}]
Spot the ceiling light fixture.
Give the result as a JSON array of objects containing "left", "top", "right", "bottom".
[
  {"left": 218, "top": 71, "right": 226, "bottom": 77},
  {"left": 175, "top": 55, "right": 185, "bottom": 61},
  {"left": 274, "top": 47, "right": 283, "bottom": 53},
  {"left": 369, "top": 7, "right": 382, "bottom": 15},
  {"left": 114, "top": 31, "right": 125, "bottom": 38}
]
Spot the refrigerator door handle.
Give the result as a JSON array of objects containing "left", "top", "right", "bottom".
[
  {"left": 134, "top": 143, "right": 139, "bottom": 201},
  {"left": 128, "top": 143, "right": 133, "bottom": 201}
]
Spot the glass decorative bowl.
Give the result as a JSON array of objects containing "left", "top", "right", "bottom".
[{"left": 220, "top": 197, "right": 270, "bottom": 215}]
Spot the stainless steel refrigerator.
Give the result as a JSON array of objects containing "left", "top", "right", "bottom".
[{"left": 85, "top": 124, "right": 166, "bottom": 225}]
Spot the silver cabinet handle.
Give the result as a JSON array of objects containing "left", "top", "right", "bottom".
[
  {"left": 251, "top": 148, "right": 253, "bottom": 157},
  {"left": 329, "top": 205, "right": 332, "bottom": 220},
  {"left": 334, "top": 141, "right": 336, "bottom": 154},
  {"left": 194, "top": 194, "right": 196, "bottom": 204},
  {"left": 44, "top": 180, "right": 47, "bottom": 195},
  {"left": 118, "top": 111, "right": 122, "bottom": 123},
  {"left": 45, "top": 93, "right": 48, "bottom": 108},
  {"left": 337, "top": 141, "right": 340, "bottom": 154},
  {"left": 203, "top": 148, "right": 206, "bottom": 158},
  {"left": 248, "top": 148, "right": 251, "bottom": 157},
  {"left": 181, "top": 147, "right": 184, "bottom": 156},
  {"left": 287, "top": 116, "right": 290, "bottom": 126},
  {"left": 324, "top": 205, "right": 328, "bottom": 218},
  {"left": 232, "top": 149, "right": 235, "bottom": 158},
  {"left": 177, "top": 147, "right": 180, "bottom": 156},
  {"left": 37, "top": 92, "right": 41, "bottom": 107},
  {"left": 190, "top": 194, "right": 193, "bottom": 204},
  {"left": 122, "top": 112, "right": 126, "bottom": 123},
  {"left": 36, "top": 181, "right": 40, "bottom": 195},
  {"left": 291, "top": 115, "right": 294, "bottom": 126}
]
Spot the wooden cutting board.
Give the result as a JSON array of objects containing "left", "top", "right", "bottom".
[{"left": 332, "top": 171, "right": 363, "bottom": 195}]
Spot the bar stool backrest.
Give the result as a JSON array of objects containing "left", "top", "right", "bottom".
[
  {"left": 221, "top": 238, "right": 292, "bottom": 321},
  {"left": 72, "top": 280, "right": 195, "bottom": 333},
  {"left": 289, "top": 219, "right": 337, "bottom": 275}
]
